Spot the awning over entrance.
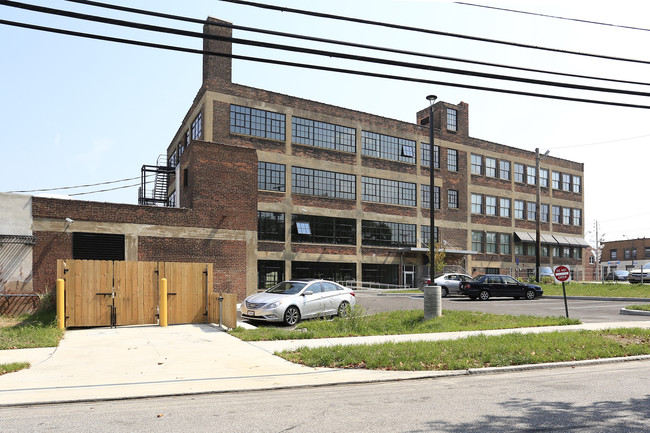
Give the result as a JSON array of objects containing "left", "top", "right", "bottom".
[{"left": 514, "top": 231, "right": 589, "bottom": 247}]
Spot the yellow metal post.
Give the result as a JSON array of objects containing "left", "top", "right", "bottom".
[
  {"left": 160, "top": 277, "right": 168, "bottom": 327},
  {"left": 56, "top": 278, "right": 65, "bottom": 330}
]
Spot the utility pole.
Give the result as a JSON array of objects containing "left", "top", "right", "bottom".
[{"left": 535, "top": 148, "right": 541, "bottom": 282}]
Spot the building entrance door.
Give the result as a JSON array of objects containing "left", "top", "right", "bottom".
[{"left": 403, "top": 271, "right": 415, "bottom": 288}]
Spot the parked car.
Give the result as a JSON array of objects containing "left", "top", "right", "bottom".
[
  {"left": 421, "top": 273, "right": 473, "bottom": 297},
  {"left": 240, "top": 279, "right": 356, "bottom": 326},
  {"left": 628, "top": 264, "right": 650, "bottom": 283},
  {"left": 604, "top": 270, "right": 629, "bottom": 281},
  {"left": 458, "top": 274, "right": 543, "bottom": 301},
  {"left": 539, "top": 267, "right": 554, "bottom": 278}
]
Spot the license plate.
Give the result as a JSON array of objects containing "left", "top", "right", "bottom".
[{"left": 249, "top": 311, "right": 255, "bottom": 316}]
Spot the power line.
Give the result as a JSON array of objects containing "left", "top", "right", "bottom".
[
  {"left": 63, "top": 0, "right": 650, "bottom": 88},
  {"left": 456, "top": 2, "right": 650, "bottom": 33},
  {"left": 68, "top": 182, "right": 141, "bottom": 196},
  {"left": 5, "top": 176, "right": 140, "bottom": 193},
  {"left": 215, "top": 0, "right": 650, "bottom": 66},
  {"left": 549, "top": 133, "right": 650, "bottom": 150},
  {"left": 3, "top": 17, "right": 650, "bottom": 110}
]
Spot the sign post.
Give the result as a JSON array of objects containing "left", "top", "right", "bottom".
[{"left": 554, "top": 265, "right": 571, "bottom": 318}]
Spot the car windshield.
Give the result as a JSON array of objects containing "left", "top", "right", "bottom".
[
  {"left": 643, "top": 264, "right": 650, "bottom": 270},
  {"left": 266, "top": 281, "right": 307, "bottom": 295}
]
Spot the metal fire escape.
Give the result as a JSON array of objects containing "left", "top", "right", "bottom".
[{"left": 138, "top": 155, "right": 175, "bottom": 207}]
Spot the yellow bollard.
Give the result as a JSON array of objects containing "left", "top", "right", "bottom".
[
  {"left": 56, "top": 278, "right": 65, "bottom": 330},
  {"left": 159, "top": 277, "right": 168, "bottom": 327}
]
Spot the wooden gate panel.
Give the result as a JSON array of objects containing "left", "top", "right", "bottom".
[
  {"left": 162, "top": 262, "right": 208, "bottom": 325},
  {"left": 114, "top": 261, "right": 158, "bottom": 325},
  {"left": 61, "top": 260, "right": 113, "bottom": 327}
]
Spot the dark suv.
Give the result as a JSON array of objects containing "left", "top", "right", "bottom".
[{"left": 458, "top": 275, "right": 543, "bottom": 301}]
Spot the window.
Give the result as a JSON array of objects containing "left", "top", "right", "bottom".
[
  {"left": 292, "top": 167, "right": 356, "bottom": 200},
  {"left": 562, "top": 173, "right": 571, "bottom": 191},
  {"left": 540, "top": 204, "right": 549, "bottom": 222},
  {"left": 499, "top": 160, "right": 510, "bottom": 180},
  {"left": 448, "top": 189, "right": 458, "bottom": 209},
  {"left": 552, "top": 206, "right": 561, "bottom": 223},
  {"left": 611, "top": 249, "right": 617, "bottom": 260},
  {"left": 471, "top": 194, "right": 482, "bottom": 214},
  {"left": 485, "top": 157, "right": 497, "bottom": 177},
  {"left": 472, "top": 231, "right": 484, "bottom": 252},
  {"left": 552, "top": 245, "right": 560, "bottom": 257},
  {"left": 514, "top": 200, "right": 524, "bottom": 219},
  {"left": 230, "top": 104, "right": 286, "bottom": 140},
  {"left": 362, "top": 176, "right": 416, "bottom": 206},
  {"left": 362, "top": 220, "right": 416, "bottom": 247},
  {"left": 527, "top": 202, "right": 536, "bottom": 221},
  {"left": 540, "top": 169, "right": 549, "bottom": 188},
  {"left": 486, "top": 196, "right": 497, "bottom": 216},
  {"left": 500, "top": 234, "right": 511, "bottom": 255},
  {"left": 258, "top": 211, "right": 285, "bottom": 241},
  {"left": 527, "top": 166, "right": 536, "bottom": 185},
  {"left": 434, "top": 186, "right": 440, "bottom": 209},
  {"left": 447, "top": 108, "right": 457, "bottom": 131},
  {"left": 191, "top": 111, "right": 202, "bottom": 140},
  {"left": 421, "top": 225, "right": 439, "bottom": 245},
  {"left": 573, "top": 209, "right": 582, "bottom": 226},
  {"left": 486, "top": 232, "right": 497, "bottom": 253},
  {"left": 292, "top": 117, "right": 355, "bottom": 153},
  {"left": 421, "top": 185, "right": 440, "bottom": 209},
  {"left": 292, "top": 214, "right": 355, "bottom": 245},
  {"left": 500, "top": 198, "right": 511, "bottom": 218},
  {"left": 258, "top": 162, "right": 286, "bottom": 192},
  {"left": 471, "top": 154, "right": 483, "bottom": 175},
  {"left": 552, "top": 172, "right": 560, "bottom": 189},
  {"left": 447, "top": 149, "right": 458, "bottom": 171},
  {"left": 624, "top": 249, "right": 631, "bottom": 259},
  {"left": 362, "top": 131, "right": 416, "bottom": 163},
  {"left": 646, "top": 247, "right": 650, "bottom": 258},
  {"left": 632, "top": 248, "right": 637, "bottom": 259},
  {"left": 563, "top": 208, "right": 571, "bottom": 225},
  {"left": 573, "top": 176, "right": 581, "bottom": 193},
  {"left": 514, "top": 163, "right": 525, "bottom": 183},
  {"left": 420, "top": 143, "right": 440, "bottom": 168}
]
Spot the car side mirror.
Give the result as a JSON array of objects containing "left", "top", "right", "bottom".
[{"left": 303, "top": 290, "right": 314, "bottom": 296}]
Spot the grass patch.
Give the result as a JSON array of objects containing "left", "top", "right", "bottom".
[
  {"left": 230, "top": 308, "right": 580, "bottom": 341},
  {"left": 626, "top": 304, "right": 650, "bottom": 312},
  {"left": 0, "top": 362, "right": 30, "bottom": 376},
  {"left": 280, "top": 328, "right": 650, "bottom": 370},
  {"left": 541, "top": 283, "right": 650, "bottom": 298},
  {"left": 0, "top": 308, "right": 64, "bottom": 350}
]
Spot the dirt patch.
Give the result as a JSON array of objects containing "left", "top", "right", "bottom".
[
  {"left": 0, "top": 316, "right": 21, "bottom": 327},
  {"left": 602, "top": 333, "right": 650, "bottom": 346}
]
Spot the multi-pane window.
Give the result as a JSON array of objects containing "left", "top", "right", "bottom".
[
  {"left": 420, "top": 143, "right": 440, "bottom": 168},
  {"left": 258, "top": 162, "right": 286, "bottom": 192},
  {"left": 562, "top": 174, "right": 571, "bottom": 191},
  {"left": 448, "top": 189, "right": 458, "bottom": 209},
  {"left": 573, "top": 209, "right": 582, "bottom": 226},
  {"left": 292, "top": 117, "right": 356, "bottom": 153},
  {"left": 168, "top": 149, "right": 178, "bottom": 168},
  {"left": 486, "top": 196, "right": 497, "bottom": 216},
  {"left": 646, "top": 247, "right": 650, "bottom": 258},
  {"left": 540, "top": 169, "right": 549, "bottom": 187},
  {"left": 258, "top": 211, "right": 285, "bottom": 241},
  {"left": 291, "top": 214, "right": 355, "bottom": 245},
  {"left": 514, "top": 200, "right": 524, "bottom": 219},
  {"left": 486, "top": 232, "right": 498, "bottom": 253},
  {"left": 514, "top": 163, "right": 525, "bottom": 183},
  {"left": 500, "top": 234, "right": 511, "bottom": 255},
  {"left": 471, "top": 154, "right": 483, "bottom": 175},
  {"left": 471, "top": 194, "right": 483, "bottom": 214},
  {"left": 362, "top": 220, "right": 416, "bottom": 247},
  {"left": 191, "top": 111, "right": 202, "bottom": 141},
  {"left": 447, "top": 149, "right": 458, "bottom": 171},
  {"left": 421, "top": 225, "right": 439, "bottom": 245},
  {"left": 230, "top": 104, "right": 285, "bottom": 140},
  {"left": 420, "top": 185, "right": 441, "bottom": 209},
  {"left": 610, "top": 249, "right": 617, "bottom": 260},
  {"left": 500, "top": 198, "right": 511, "bottom": 218},
  {"left": 362, "top": 131, "right": 416, "bottom": 163},
  {"left": 632, "top": 248, "right": 637, "bottom": 259},
  {"left": 292, "top": 167, "right": 355, "bottom": 199},
  {"left": 472, "top": 231, "right": 484, "bottom": 252},
  {"left": 485, "top": 157, "right": 497, "bottom": 177},
  {"left": 573, "top": 176, "right": 581, "bottom": 193},
  {"left": 552, "top": 171, "right": 560, "bottom": 189},
  {"left": 499, "top": 160, "right": 510, "bottom": 180},
  {"left": 527, "top": 202, "right": 536, "bottom": 221},
  {"left": 434, "top": 186, "right": 440, "bottom": 209},
  {"left": 447, "top": 108, "right": 458, "bottom": 131},
  {"left": 562, "top": 207, "right": 571, "bottom": 224},
  {"left": 527, "top": 166, "right": 536, "bottom": 185},
  {"left": 362, "top": 176, "right": 416, "bottom": 206},
  {"left": 552, "top": 206, "right": 561, "bottom": 223},
  {"left": 540, "top": 204, "right": 549, "bottom": 222},
  {"left": 624, "top": 249, "right": 631, "bottom": 259}
]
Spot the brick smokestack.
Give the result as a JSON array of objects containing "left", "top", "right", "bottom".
[{"left": 203, "top": 17, "right": 233, "bottom": 87}]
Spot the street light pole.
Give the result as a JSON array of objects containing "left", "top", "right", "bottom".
[
  {"left": 535, "top": 148, "right": 541, "bottom": 282},
  {"left": 427, "top": 95, "right": 437, "bottom": 281}
]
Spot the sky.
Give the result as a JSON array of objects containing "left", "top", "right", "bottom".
[{"left": 1, "top": 0, "right": 650, "bottom": 244}]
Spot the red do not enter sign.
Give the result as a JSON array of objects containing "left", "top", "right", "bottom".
[{"left": 554, "top": 265, "right": 571, "bottom": 282}]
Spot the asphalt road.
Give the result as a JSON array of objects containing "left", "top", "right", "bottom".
[
  {"left": 356, "top": 292, "right": 650, "bottom": 323},
  {"left": 2, "top": 360, "right": 648, "bottom": 432}
]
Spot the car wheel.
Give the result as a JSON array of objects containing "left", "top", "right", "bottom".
[
  {"left": 338, "top": 301, "right": 351, "bottom": 317},
  {"left": 441, "top": 287, "right": 449, "bottom": 298},
  {"left": 479, "top": 290, "right": 490, "bottom": 301},
  {"left": 283, "top": 306, "right": 301, "bottom": 326},
  {"left": 525, "top": 289, "right": 536, "bottom": 300}
]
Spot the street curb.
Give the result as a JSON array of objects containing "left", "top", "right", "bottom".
[{"left": 620, "top": 308, "right": 650, "bottom": 317}]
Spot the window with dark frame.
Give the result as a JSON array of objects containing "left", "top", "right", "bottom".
[
  {"left": 447, "top": 108, "right": 458, "bottom": 131},
  {"left": 292, "top": 167, "right": 356, "bottom": 200},
  {"left": 362, "top": 131, "right": 416, "bottom": 163},
  {"left": 448, "top": 189, "right": 458, "bottom": 209},
  {"left": 291, "top": 214, "right": 355, "bottom": 245},
  {"left": 258, "top": 211, "right": 285, "bottom": 241},
  {"left": 447, "top": 149, "right": 458, "bottom": 171},
  {"left": 230, "top": 104, "right": 286, "bottom": 140},
  {"left": 258, "top": 161, "right": 286, "bottom": 192},
  {"left": 292, "top": 116, "right": 356, "bottom": 153},
  {"left": 362, "top": 220, "right": 416, "bottom": 247},
  {"left": 362, "top": 176, "right": 416, "bottom": 206}
]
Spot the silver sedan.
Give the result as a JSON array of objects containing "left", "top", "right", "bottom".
[{"left": 241, "top": 279, "right": 356, "bottom": 326}]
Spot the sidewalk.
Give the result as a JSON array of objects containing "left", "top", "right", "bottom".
[{"left": 2, "top": 321, "right": 650, "bottom": 407}]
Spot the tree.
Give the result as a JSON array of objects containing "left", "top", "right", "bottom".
[{"left": 427, "top": 241, "right": 446, "bottom": 276}]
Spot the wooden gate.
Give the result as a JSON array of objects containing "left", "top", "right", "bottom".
[{"left": 57, "top": 260, "right": 213, "bottom": 328}]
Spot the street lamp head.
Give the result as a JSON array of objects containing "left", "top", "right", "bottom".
[
  {"left": 543, "top": 150, "right": 550, "bottom": 157},
  {"left": 426, "top": 94, "right": 437, "bottom": 105}
]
